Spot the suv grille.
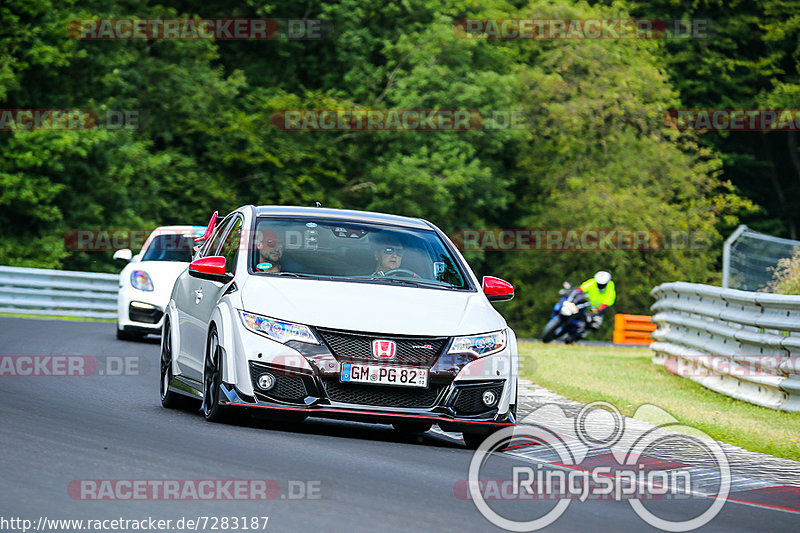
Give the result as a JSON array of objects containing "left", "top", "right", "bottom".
[
  {"left": 316, "top": 328, "right": 447, "bottom": 367},
  {"left": 249, "top": 362, "right": 308, "bottom": 403},
  {"left": 453, "top": 384, "right": 505, "bottom": 415},
  {"left": 323, "top": 380, "right": 444, "bottom": 409}
]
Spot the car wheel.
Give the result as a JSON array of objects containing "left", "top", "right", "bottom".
[
  {"left": 202, "top": 326, "right": 243, "bottom": 423},
  {"left": 160, "top": 319, "right": 193, "bottom": 409},
  {"left": 392, "top": 421, "right": 433, "bottom": 433}
]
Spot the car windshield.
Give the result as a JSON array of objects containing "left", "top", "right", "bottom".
[
  {"left": 141, "top": 234, "right": 196, "bottom": 262},
  {"left": 250, "top": 218, "right": 470, "bottom": 290}
]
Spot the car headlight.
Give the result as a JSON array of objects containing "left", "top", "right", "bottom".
[
  {"left": 448, "top": 330, "right": 507, "bottom": 357},
  {"left": 130, "top": 270, "right": 154, "bottom": 291},
  {"left": 238, "top": 310, "right": 319, "bottom": 345}
]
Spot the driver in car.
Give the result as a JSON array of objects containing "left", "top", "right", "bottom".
[
  {"left": 255, "top": 229, "right": 283, "bottom": 274},
  {"left": 373, "top": 240, "right": 405, "bottom": 276}
]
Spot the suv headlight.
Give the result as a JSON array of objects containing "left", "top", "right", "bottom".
[
  {"left": 448, "top": 330, "right": 507, "bottom": 357},
  {"left": 238, "top": 310, "right": 319, "bottom": 345},
  {"left": 130, "top": 270, "right": 154, "bottom": 291}
]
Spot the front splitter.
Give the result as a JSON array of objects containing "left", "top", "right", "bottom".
[{"left": 218, "top": 383, "right": 515, "bottom": 429}]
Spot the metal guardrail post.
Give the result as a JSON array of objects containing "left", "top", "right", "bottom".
[{"left": 722, "top": 224, "right": 748, "bottom": 289}]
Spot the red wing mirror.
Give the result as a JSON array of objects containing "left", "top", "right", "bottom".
[
  {"left": 483, "top": 276, "right": 514, "bottom": 302},
  {"left": 194, "top": 211, "right": 219, "bottom": 243},
  {"left": 188, "top": 256, "right": 231, "bottom": 283}
]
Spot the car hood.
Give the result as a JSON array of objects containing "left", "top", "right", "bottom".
[{"left": 239, "top": 276, "right": 506, "bottom": 336}]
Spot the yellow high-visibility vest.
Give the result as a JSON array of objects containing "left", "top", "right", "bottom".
[{"left": 579, "top": 278, "right": 616, "bottom": 308}]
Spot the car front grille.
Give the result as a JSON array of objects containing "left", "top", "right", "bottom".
[
  {"left": 316, "top": 328, "right": 448, "bottom": 367},
  {"left": 452, "top": 384, "right": 505, "bottom": 415},
  {"left": 323, "top": 380, "right": 444, "bottom": 409},
  {"left": 249, "top": 362, "right": 308, "bottom": 403}
]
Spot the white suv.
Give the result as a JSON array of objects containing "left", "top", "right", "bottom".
[{"left": 161, "top": 205, "right": 518, "bottom": 447}]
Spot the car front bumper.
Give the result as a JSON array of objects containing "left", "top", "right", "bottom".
[
  {"left": 118, "top": 288, "right": 168, "bottom": 333},
  {"left": 222, "top": 320, "right": 518, "bottom": 431},
  {"left": 217, "top": 379, "right": 516, "bottom": 432}
]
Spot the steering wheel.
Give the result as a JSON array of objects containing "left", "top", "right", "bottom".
[{"left": 383, "top": 268, "right": 417, "bottom": 278}]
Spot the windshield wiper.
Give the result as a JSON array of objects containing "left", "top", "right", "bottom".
[
  {"left": 368, "top": 277, "right": 459, "bottom": 289},
  {"left": 366, "top": 277, "right": 421, "bottom": 287},
  {"left": 269, "top": 272, "right": 315, "bottom": 278}
]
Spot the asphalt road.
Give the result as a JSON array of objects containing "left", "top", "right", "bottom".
[{"left": 0, "top": 317, "right": 795, "bottom": 533}]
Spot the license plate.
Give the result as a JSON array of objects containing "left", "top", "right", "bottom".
[{"left": 340, "top": 363, "right": 428, "bottom": 388}]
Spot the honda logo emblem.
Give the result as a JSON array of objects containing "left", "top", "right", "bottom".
[{"left": 372, "top": 339, "right": 396, "bottom": 358}]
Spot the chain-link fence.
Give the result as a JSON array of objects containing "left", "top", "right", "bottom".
[{"left": 722, "top": 225, "right": 800, "bottom": 291}]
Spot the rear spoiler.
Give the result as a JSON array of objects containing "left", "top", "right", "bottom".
[{"left": 195, "top": 211, "right": 219, "bottom": 243}]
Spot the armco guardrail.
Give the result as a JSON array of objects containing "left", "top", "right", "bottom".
[
  {"left": 650, "top": 281, "right": 800, "bottom": 411},
  {"left": 0, "top": 266, "right": 118, "bottom": 319}
]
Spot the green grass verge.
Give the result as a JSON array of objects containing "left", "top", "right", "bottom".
[
  {"left": 0, "top": 312, "right": 115, "bottom": 323},
  {"left": 519, "top": 341, "right": 800, "bottom": 461}
]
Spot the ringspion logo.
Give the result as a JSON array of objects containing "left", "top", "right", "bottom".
[{"left": 465, "top": 402, "right": 730, "bottom": 531}]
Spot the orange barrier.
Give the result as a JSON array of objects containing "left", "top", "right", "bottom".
[{"left": 613, "top": 314, "right": 655, "bottom": 345}]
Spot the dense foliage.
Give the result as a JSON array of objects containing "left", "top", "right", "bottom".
[{"left": 1, "top": 0, "right": 795, "bottom": 335}]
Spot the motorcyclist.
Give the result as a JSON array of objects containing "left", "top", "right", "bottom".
[{"left": 577, "top": 271, "right": 616, "bottom": 331}]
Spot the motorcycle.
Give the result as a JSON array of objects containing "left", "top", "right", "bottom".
[{"left": 541, "top": 282, "right": 593, "bottom": 343}]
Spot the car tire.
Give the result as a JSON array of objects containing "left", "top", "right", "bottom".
[
  {"left": 160, "top": 319, "right": 196, "bottom": 409},
  {"left": 202, "top": 326, "right": 244, "bottom": 423},
  {"left": 392, "top": 421, "right": 433, "bottom": 433}
]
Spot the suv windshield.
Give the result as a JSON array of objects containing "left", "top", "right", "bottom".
[
  {"left": 141, "top": 234, "right": 196, "bottom": 262},
  {"left": 250, "top": 218, "right": 470, "bottom": 290}
]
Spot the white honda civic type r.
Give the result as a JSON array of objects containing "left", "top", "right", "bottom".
[{"left": 161, "top": 205, "right": 518, "bottom": 447}]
